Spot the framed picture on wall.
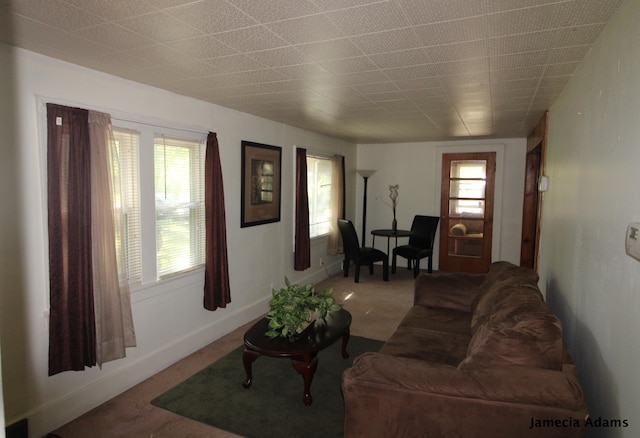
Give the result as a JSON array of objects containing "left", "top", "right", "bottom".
[{"left": 241, "top": 141, "right": 282, "bottom": 228}]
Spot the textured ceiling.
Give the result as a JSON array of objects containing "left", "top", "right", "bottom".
[{"left": 0, "top": 0, "right": 623, "bottom": 143}]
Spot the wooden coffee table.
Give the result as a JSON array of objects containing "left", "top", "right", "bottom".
[{"left": 242, "top": 309, "right": 352, "bottom": 406}]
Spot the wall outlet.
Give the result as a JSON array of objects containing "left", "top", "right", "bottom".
[{"left": 319, "top": 258, "right": 324, "bottom": 267}]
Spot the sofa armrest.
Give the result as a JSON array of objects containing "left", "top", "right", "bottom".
[
  {"left": 414, "top": 271, "right": 485, "bottom": 311},
  {"left": 344, "top": 352, "right": 586, "bottom": 411}
]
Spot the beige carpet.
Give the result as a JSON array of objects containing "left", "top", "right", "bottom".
[{"left": 49, "top": 266, "right": 416, "bottom": 437}]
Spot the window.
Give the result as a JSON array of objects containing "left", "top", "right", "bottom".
[
  {"left": 307, "top": 155, "right": 332, "bottom": 238},
  {"left": 112, "top": 128, "right": 142, "bottom": 283},
  {"left": 154, "top": 135, "right": 205, "bottom": 277},
  {"left": 110, "top": 122, "right": 206, "bottom": 284}
]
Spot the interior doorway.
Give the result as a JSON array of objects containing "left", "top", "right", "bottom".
[{"left": 439, "top": 152, "right": 496, "bottom": 273}]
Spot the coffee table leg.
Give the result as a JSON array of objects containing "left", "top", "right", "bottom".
[
  {"left": 242, "top": 348, "right": 260, "bottom": 389},
  {"left": 341, "top": 327, "right": 351, "bottom": 359},
  {"left": 291, "top": 356, "right": 318, "bottom": 406}
]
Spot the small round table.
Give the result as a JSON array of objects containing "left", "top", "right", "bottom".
[
  {"left": 371, "top": 229, "right": 412, "bottom": 255},
  {"left": 242, "top": 309, "right": 352, "bottom": 406}
]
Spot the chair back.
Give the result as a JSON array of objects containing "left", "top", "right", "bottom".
[
  {"left": 338, "top": 219, "right": 361, "bottom": 259},
  {"left": 409, "top": 215, "right": 440, "bottom": 249}
]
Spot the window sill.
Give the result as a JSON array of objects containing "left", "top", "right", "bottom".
[{"left": 130, "top": 265, "right": 205, "bottom": 303}]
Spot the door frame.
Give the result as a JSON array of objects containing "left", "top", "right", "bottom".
[
  {"left": 520, "top": 111, "right": 548, "bottom": 271},
  {"left": 434, "top": 144, "right": 505, "bottom": 270}
]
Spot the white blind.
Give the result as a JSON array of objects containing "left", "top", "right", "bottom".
[
  {"left": 112, "top": 128, "right": 142, "bottom": 283},
  {"left": 307, "top": 155, "right": 333, "bottom": 238},
  {"left": 154, "top": 135, "right": 205, "bottom": 278}
]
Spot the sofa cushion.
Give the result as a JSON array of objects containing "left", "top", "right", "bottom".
[
  {"left": 471, "top": 283, "right": 544, "bottom": 333},
  {"left": 459, "top": 302, "right": 564, "bottom": 371},
  {"left": 381, "top": 327, "right": 470, "bottom": 366},
  {"left": 471, "top": 262, "right": 539, "bottom": 311},
  {"left": 399, "top": 305, "right": 471, "bottom": 336}
]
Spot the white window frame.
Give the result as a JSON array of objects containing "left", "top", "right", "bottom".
[
  {"left": 110, "top": 119, "right": 207, "bottom": 286},
  {"left": 153, "top": 134, "right": 206, "bottom": 279},
  {"left": 307, "top": 154, "right": 333, "bottom": 239}
]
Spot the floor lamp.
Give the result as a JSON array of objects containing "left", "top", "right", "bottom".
[{"left": 357, "top": 169, "right": 376, "bottom": 247}]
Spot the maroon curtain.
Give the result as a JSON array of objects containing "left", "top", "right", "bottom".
[
  {"left": 204, "top": 132, "right": 231, "bottom": 310},
  {"left": 294, "top": 148, "right": 311, "bottom": 270},
  {"left": 47, "top": 103, "right": 96, "bottom": 375}
]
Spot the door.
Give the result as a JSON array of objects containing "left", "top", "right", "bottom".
[
  {"left": 520, "top": 145, "right": 541, "bottom": 269},
  {"left": 439, "top": 152, "right": 496, "bottom": 273},
  {"left": 520, "top": 111, "right": 547, "bottom": 271}
]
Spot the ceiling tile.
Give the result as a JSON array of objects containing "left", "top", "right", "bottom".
[
  {"left": 490, "top": 66, "right": 545, "bottom": 82},
  {"left": 312, "top": 0, "right": 395, "bottom": 13},
  {"left": 266, "top": 15, "right": 345, "bottom": 44},
  {"left": 125, "top": 44, "right": 198, "bottom": 67},
  {"left": 489, "top": 51, "right": 548, "bottom": 70},
  {"left": 325, "top": 1, "right": 410, "bottom": 36},
  {"left": 166, "top": 0, "right": 258, "bottom": 34},
  {"left": 383, "top": 64, "right": 442, "bottom": 81},
  {"left": 64, "top": 0, "right": 157, "bottom": 21},
  {"left": 543, "top": 62, "right": 581, "bottom": 77},
  {"left": 351, "top": 28, "right": 423, "bottom": 55},
  {"left": 248, "top": 46, "right": 308, "bottom": 67},
  {"left": 351, "top": 81, "right": 400, "bottom": 94},
  {"left": 117, "top": 11, "right": 203, "bottom": 43},
  {"left": 230, "top": 0, "right": 321, "bottom": 23},
  {"left": 275, "top": 63, "right": 333, "bottom": 80},
  {"left": 166, "top": 35, "right": 238, "bottom": 59},
  {"left": 398, "top": 0, "right": 484, "bottom": 24},
  {"left": 74, "top": 23, "right": 156, "bottom": 51},
  {"left": 545, "top": 46, "right": 591, "bottom": 64},
  {"left": 12, "top": 0, "right": 104, "bottom": 31},
  {"left": 412, "top": 16, "right": 490, "bottom": 47},
  {"left": 213, "top": 26, "right": 290, "bottom": 52},
  {"left": 487, "top": 30, "right": 557, "bottom": 57},
  {"left": 423, "top": 41, "right": 489, "bottom": 64},
  {"left": 297, "top": 38, "right": 364, "bottom": 62},
  {"left": 369, "top": 48, "right": 430, "bottom": 69},
  {"left": 207, "top": 54, "right": 265, "bottom": 74}
]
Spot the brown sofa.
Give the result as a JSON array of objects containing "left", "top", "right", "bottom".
[{"left": 342, "top": 261, "right": 588, "bottom": 437}]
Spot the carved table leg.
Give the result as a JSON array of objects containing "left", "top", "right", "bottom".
[
  {"left": 291, "top": 355, "right": 318, "bottom": 406},
  {"left": 242, "top": 348, "right": 261, "bottom": 389}
]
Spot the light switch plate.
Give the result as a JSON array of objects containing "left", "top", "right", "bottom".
[{"left": 625, "top": 222, "right": 640, "bottom": 261}]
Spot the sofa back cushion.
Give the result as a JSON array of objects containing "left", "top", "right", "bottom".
[
  {"left": 477, "top": 262, "right": 538, "bottom": 298},
  {"left": 470, "top": 262, "right": 540, "bottom": 329},
  {"left": 471, "top": 283, "right": 544, "bottom": 333},
  {"left": 459, "top": 296, "right": 564, "bottom": 371}
]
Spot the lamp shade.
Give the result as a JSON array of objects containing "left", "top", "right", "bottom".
[{"left": 357, "top": 169, "right": 376, "bottom": 178}]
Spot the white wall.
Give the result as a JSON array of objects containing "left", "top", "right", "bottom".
[
  {"left": 0, "top": 45, "right": 355, "bottom": 437},
  {"left": 538, "top": 0, "right": 640, "bottom": 435},
  {"left": 356, "top": 139, "right": 527, "bottom": 268}
]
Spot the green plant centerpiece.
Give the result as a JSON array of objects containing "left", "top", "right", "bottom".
[{"left": 265, "top": 277, "right": 342, "bottom": 342}]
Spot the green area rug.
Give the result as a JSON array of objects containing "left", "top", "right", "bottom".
[{"left": 151, "top": 336, "right": 383, "bottom": 438}]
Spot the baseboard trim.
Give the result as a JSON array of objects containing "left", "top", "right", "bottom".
[{"left": 25, "top": 297, "right": 269, "bottom": 438}]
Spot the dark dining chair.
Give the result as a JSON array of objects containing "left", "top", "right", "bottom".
[
  {"left": 392, "top": 215, "right": 440, "bottom": 278},
  {"left": 337, "top": 219, "right": 389, "bottom": 282}
]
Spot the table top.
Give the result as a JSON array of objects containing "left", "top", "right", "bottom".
[
  {"left": 244, "top": 309, "right": 352, "bottom": 357},
  {"left": 371, "top": 229, "right": 412, "bottom": 238}
]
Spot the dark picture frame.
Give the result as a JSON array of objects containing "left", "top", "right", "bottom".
[{"left": 241, "top": 141, "right": 282, "bottom": 228}]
